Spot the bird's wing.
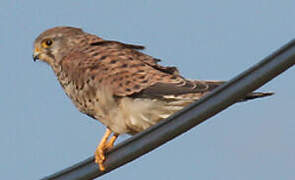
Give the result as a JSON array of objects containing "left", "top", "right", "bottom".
[
  {"left": 88, "top": 38, "right": 180, "bottom": 74},
  {"left": 61, "top": 38, "right": 224, "bottom": 98}
]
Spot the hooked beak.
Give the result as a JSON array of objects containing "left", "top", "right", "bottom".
[{"left": 33, "top": 48, "right": 40, "bottom": 61}]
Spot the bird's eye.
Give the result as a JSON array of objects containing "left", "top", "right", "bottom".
[{"left": 41, "top": 39, "right": 53, "bottom": 48}]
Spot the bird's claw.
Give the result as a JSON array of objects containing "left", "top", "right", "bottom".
[
  {"left": 95, "top": 144, "right": 107, "bottom": 171},
  {"left": 94, "top": 130, "right": 118, "bottom": 171}
]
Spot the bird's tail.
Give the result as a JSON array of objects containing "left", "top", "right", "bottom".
[
  {"left": 243, "top": 92, "right": 274, "bottom": 101},
  {"left": 203, "top": 80, "right": 274, "bottom": 101}
]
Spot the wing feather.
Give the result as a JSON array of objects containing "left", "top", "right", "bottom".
[{"left": 60, "top": 37, "right": 224, "bottom": 99}]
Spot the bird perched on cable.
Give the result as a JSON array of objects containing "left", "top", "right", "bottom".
[{"left": 33, "top": 26, "right": 273, "bottom": 171}]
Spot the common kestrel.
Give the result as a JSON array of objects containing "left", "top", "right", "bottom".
[{"left": 33, "top": 26, "right": 273, "bottom": 171}]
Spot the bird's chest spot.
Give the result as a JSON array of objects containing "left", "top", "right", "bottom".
[{"left": 58, "top": 75, "right": 96, "bottom": 115}]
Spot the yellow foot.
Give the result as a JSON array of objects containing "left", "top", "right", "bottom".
[
  {"left": 95, "top": 144, "right": 107, "bottom": 171},
  {"left": 94, "top": 129, "right": 118, "bottom": 171}
]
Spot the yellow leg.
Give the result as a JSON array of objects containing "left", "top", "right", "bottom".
[
  {"left": 105, "top": 133, "right": 118, "bottom": 151},
  {"left": 95, "top": 128, "right": 112, "bottom": 171},
  {"left": 94, "top": 129, "right": 119, "bottom": 171}
]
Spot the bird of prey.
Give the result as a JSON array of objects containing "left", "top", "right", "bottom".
[{"left": 33, "top": 26, "right": 273, "bottom": 171}]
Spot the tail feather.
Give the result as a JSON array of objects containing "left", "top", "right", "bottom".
[
  {"left": 203, "top": 81, "right": 274, "bottom": 101},
  {"left": 243, "top": 92, "right": 274, "bottom": 101}
]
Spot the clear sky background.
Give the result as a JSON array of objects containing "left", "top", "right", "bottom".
[{"left": 1, "top": 1, "right": 294, "bottom": 179}]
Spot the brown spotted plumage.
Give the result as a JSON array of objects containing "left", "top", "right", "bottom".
[{"left": 33, "top": 26, "right": 273, "bottom": 171}]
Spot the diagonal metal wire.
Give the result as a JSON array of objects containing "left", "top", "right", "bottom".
[{"left": 41, "top": 40, "right": 295, "bottom": 180}]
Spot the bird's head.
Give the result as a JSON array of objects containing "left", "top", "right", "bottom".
[{"left": 33, "top": 26, "right": 85, "bottom": 65}]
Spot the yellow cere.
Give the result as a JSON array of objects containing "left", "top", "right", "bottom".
[{"left": 34, "top": 47, "right": 40, "bottom": 53}]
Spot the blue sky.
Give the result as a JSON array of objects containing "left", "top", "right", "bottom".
[{"left": 0, "top": 1, "right": 294, "bottom": 179}]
